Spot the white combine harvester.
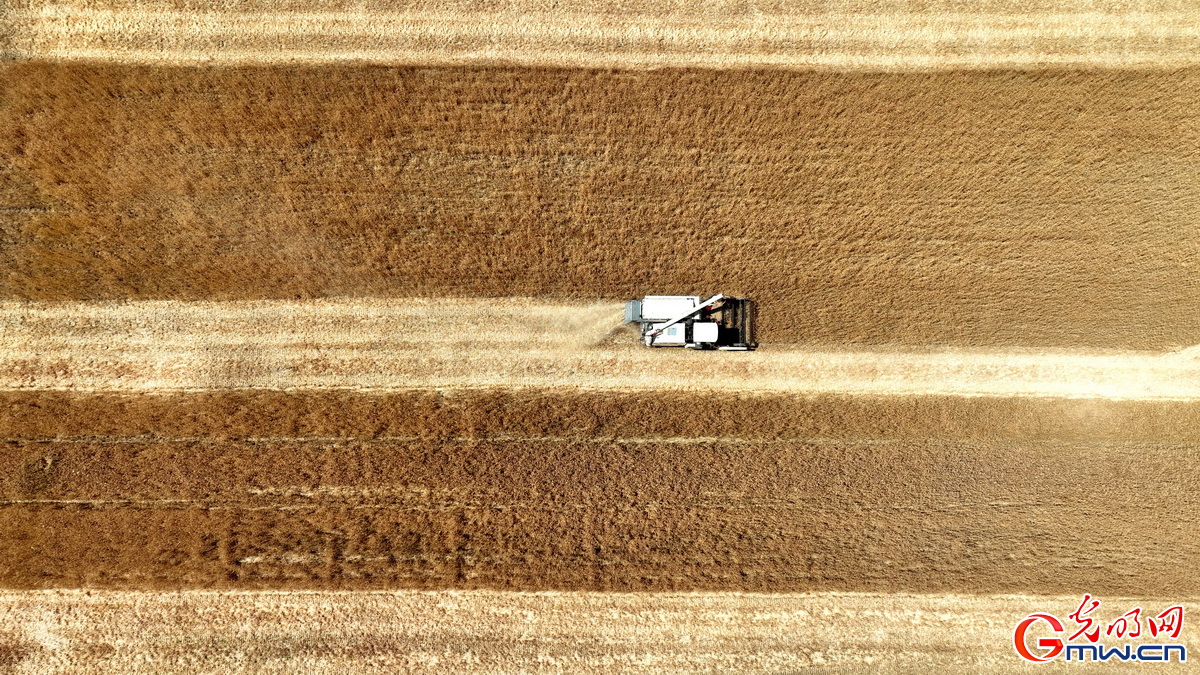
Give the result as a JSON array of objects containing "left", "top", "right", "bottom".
[{"left": 624, "top": 295, "right": 756, "bottom": 350}]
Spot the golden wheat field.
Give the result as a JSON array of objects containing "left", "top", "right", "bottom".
[
  {"left": 3, "top": 0, "right": 1200, "bottom": 672},
  {"left": 5, "top": 65, "right": 1200, "bottom": 347}
]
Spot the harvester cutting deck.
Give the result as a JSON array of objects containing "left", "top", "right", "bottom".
[{"left": 624, "top": 295, "right": 756, "bottom": 350}]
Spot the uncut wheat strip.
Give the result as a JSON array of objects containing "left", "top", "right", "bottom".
[
  {"left": 3, "top": 299, "right": 1200, "bottom": 398},
  {"left": 7, "top": 6, "right": 1200, "bottom": 69},
  {"left": 0, "top": 590, "right": 1194, "bottom": 673}
]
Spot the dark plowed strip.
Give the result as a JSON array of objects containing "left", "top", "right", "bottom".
[
  {"left": 7, "top": 389, "right": 1200, "bottom": 443},
  {"left": 4, "top": 64, "right": 1200, "bottom": 347},
  {"left": 1, "top": 436, "right": 1197, "bottom": 593}
]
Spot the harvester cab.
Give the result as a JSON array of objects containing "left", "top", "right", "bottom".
[{"left": 624, "top": 295, "right": 756, "bottom": 350}]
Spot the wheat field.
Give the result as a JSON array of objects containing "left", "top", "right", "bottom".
[
  {"left": 4, "top": 1, "right": 1200, "bottom": 672},
  {"left": 5, "top": 65, "right": 1200, "bottom": 347}
]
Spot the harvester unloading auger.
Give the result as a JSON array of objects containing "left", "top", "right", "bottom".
[{"left": 624, "top": 295, "right": 756, "bottom": 350}]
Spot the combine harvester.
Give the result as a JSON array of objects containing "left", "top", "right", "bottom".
[{"left": 624, "top": 295, "right": 756, "bottom": 350}]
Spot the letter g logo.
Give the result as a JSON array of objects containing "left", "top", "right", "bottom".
[{"left": 1014, "top": 613, "right": 1066, "bottom": 663}]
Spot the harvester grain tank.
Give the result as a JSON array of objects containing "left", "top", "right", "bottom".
[{"left": 624, "top": 295, "right": 756, "bottom": 350}]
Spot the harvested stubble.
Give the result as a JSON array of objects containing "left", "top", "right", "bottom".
[
  {"left": 5, "top": 590, "right": 1197, "bottom": 674},
  {"left": 7, "top": 0, "right": 1200, "bottom": 70},
  {"left": 4, "top": 64, "right": 1200, "bottom": 348},
  {"left": 6, "top": 299, "right": 1200, "bottom": 396}
]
